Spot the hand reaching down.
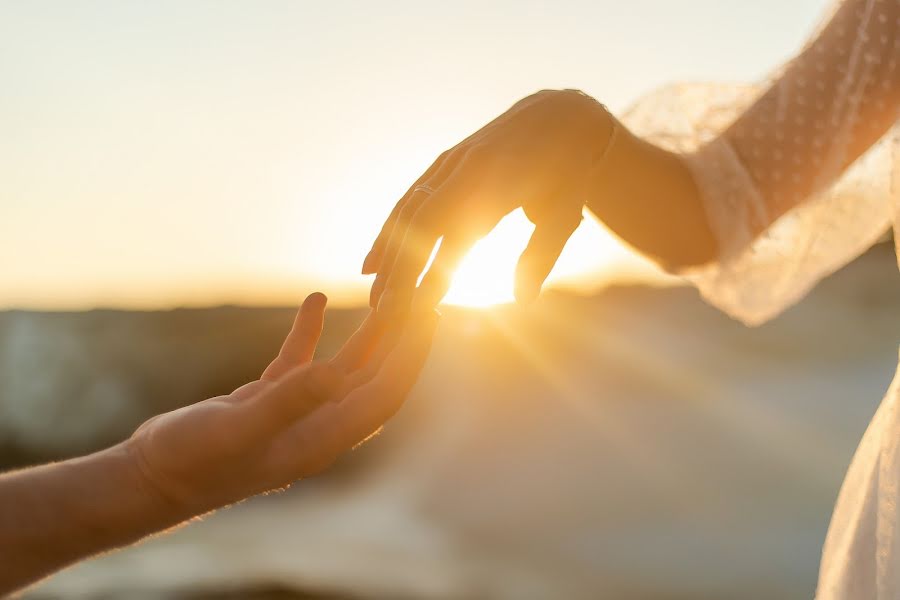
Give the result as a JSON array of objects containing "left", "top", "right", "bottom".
[{"left": 363, "top": 89, "right": 615, "bottom": 313}]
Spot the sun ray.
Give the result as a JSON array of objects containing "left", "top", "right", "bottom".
[{"left": 441, "top": 209, "right": 639, "bottom": 308}]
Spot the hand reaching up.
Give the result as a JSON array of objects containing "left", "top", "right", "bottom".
[{"left": 127, "top": 293, "right": 438, "bottom": 517}]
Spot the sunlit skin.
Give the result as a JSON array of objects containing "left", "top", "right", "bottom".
[
  {"left": 1, "top": 2, "right": 897, "bottom": 598},
  {"left": 439, "top": 212, "right": 529, "bottom": 307},
  {"left": 440, "top": 209, "right": 645, "bottom": 308},
  {"left": 366, "top": 56, "right": 900, "bottom": 318},
  {"left": 0, "top": 294, "right": 438, "bottom": 596},
  {"left": 363, "top": 89, "right": 720, "bottom": 319}
]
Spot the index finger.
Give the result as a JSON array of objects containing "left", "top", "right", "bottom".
[
  {"left": 330, "top": 310, "right": 439, "bottom": 445},
  {"left": 375, "top": 157, "right": 482, "bottom": 317},
  {"left": 329, "top": 311, "right": 385, "bottom": 373},
  {"left": 362, "top": 151, "right": 452, "bottom": 275}
]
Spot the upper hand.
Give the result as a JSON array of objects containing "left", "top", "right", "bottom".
[
  {"left": 363, "top": 89, "right": 614, "bottom": 313},
  {"left": 127, "top": 293, "right": 438, "bottom": 516}
]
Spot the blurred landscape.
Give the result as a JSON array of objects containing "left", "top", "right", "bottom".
[{"left": 4, "top": 244, "right": 898, "bottom": 600}]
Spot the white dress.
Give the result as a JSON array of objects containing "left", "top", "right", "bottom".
[{"left": 622, "top": 0, "right": 899, "bottom": 597}]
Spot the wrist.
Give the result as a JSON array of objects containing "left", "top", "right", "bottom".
[
  {"left": 0, "top": 441, "right": 192, "bottom": 595},
  {"left": 563, "top": 89, "right": 617, "bottom": 162},
  {"left": 115, "top": 439, "right": 194, "bottom": 528},
  {"left": 37, "top": 443, "right": 189, "bottom": 563},
  {"left": 582, "top": 115, "right": 717, "bottom": 268}
]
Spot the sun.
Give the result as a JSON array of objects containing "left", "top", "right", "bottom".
[
  {"left": 438, "top": 213, "right": 528, "bottom": 307},
  {"left": 437, "top": 209, "right": 631, "bottom": 308}
]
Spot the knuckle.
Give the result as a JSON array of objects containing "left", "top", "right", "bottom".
[
  {"left": 398, "top": 201, "right": 420, "bottom": 223},
  {"left": 390, "top": 196, "right": 410, "bottom": 217},
  {"left": 465, "top": 142, "right": 494, "bottom": 163}
]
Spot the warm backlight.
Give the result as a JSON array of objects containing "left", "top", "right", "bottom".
[
  {"left": 439, "top": 209, "right": 632, "bottom": 308},
  {"left": 440, "top": 214, "right": 528, "bottom": 307}
]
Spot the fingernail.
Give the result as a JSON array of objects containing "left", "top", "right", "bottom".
[
  {"left": 306, "top": 291, "right": 327, "bottom": 306},
  {"left": 361, "top": 252, "right": 375, "bottom": 275}
]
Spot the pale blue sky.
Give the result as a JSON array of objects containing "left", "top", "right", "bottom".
[{"left": 0, "top": 0, "right": 828, "bottom": 308}]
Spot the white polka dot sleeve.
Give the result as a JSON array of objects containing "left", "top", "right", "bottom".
[{"left": 623, "top": 0, "right": 900, "bottom": 325}]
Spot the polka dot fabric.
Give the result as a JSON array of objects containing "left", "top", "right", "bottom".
[{"left": 620, "top": 1, "right": 899, "bottom": 598}]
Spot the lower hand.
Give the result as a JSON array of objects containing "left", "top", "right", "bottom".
[{"left": 127, "top": 293, "right": 438, "bottom": 517}]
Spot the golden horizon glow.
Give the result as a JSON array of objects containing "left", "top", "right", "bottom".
[
  {"left": 0, "top": 1, "right": 828, "bottom": 309},
  {"left": 441, "top": 212, "right": 529, "bottom": 307},
  {"left": 440, "top": 209, "right": 653, "bottom": 308}
]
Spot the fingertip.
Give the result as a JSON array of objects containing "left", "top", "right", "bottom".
[
  {"left": 304, "top": 291, "right": 328, "bottom": 309},
  {"left": 414, "top": 272, "right": 450, "bottom": 312},
  {"left": 361, "top": 252, "right": 377, "bottom": 275}
]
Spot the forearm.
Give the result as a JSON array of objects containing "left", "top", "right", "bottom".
[
  {"left": 0, "top": 442, "right": 187, "bottom": 595},
  {"left": 584, "top": 116, "right": 718, "bottom": 270},
  {"left": 587, "top": 0, "right": 899, "bottom": 272},
  {"left": 723, "top": 0, "right": 900, "bottom": 221}
]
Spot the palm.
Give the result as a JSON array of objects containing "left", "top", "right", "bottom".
[{"left": 129, "top": 293, "right": 437, "bottom": 515}]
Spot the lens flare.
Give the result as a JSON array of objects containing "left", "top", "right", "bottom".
[{"left": 440, "top": 209, "right": 638, "bottom": 308}]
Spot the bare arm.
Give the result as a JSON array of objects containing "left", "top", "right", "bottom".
[
  {"left": 365, "top": 0, "right": 899, "bottom": 308},
  {"left": 0, "top": 444, "right": 184, "bottom": 593},
  {"left": 0, "top": 295, "right": 438, "bottom": 595},
  {"left": 584, "top": 123, "right": 716, "bottom": 269},
  {"left": 587, "top": 0, "right": 900, "bottom": 269}
]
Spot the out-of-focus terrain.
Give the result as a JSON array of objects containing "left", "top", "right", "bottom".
[{"left": 5, "top": 245, "right": 899, "bottom": 600}]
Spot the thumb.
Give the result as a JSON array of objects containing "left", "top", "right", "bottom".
[{"left": 514, "top": 209, "right": 582, "bottom": 304}]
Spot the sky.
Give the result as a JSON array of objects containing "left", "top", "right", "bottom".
[{"left": 0, "top": 0, "right": 829, "bottom": 309}]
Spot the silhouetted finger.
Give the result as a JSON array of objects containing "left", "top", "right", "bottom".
[
  {"left": 414, "top": 230, "right": 476, "bottom": 310},
  {"left": 262, "top": 293, "right": 327, "bottom": 381},
  {"left": 375, "top": 155, "right": 484, "bottom": 316},
  {"left": 362, "top": 200, "right": 407, "bottom": 275},
  {"left": 346, "top": 315, "right": 407, "bottom": 387},
  {"left": 369, "top": 149, "right": 466, "bottom": 307},
  {"left": 514, "top": 208, "right": 583, "bottom": 304},
  {"left": 329, "top": 312, "right": 385, "bottom": 373},
  {"left": 368, "top": 186, "right": 435, "bottom": 308},
  {"left": 362, "top": 150, "right": 461, "bottom": 275},
  {"left": 270, "top": 311, "right": 438, "bottom": 476},
  {"left": 330, "top": 311, "right": 439, "bottom": 446}
]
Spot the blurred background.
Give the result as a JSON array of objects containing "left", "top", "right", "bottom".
[{"left": 2, "top": 0, "right": 898, "bottom": 598}]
